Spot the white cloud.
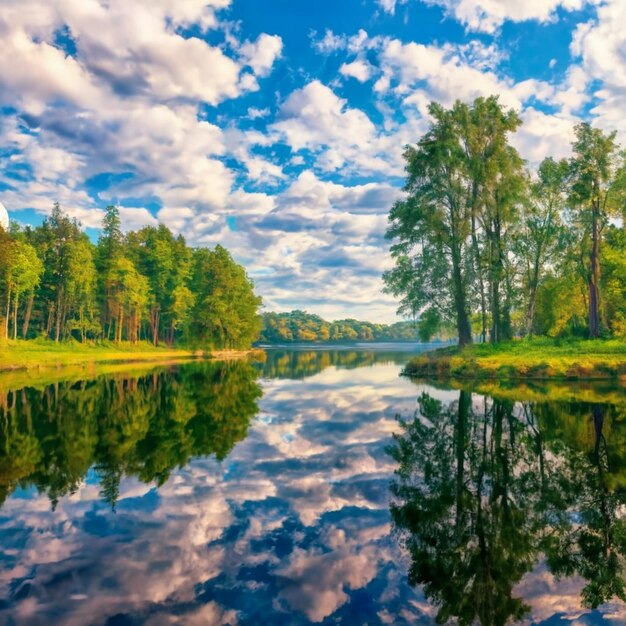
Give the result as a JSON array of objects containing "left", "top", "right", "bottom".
[
  {"left": 423, "top": 0, "right": 593, "bottom": 34},
  {"left": 377, "top": 38, "right": 527, "bottom": 109},
  {"left": 311, "top": 28, "right": 347, "bottom": 54},
  {"left": 339, "top": 59, "right": 373, "bottom": 82},
  {"left": 376, "top": 0, "right": 407, "bottom": 15},
  {"left": 571, "top": 0, "right": 626, "bottom": 136},
  {"left": 240, "top": 33, "right": 284, "bottom": 77}
]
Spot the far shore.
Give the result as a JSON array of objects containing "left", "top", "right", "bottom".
[
  {"left": 402, "top": 338, "right": 626, "bottom": 381},
  {"left": 0, "top": 339, "right": 263, "bottom": 375}
]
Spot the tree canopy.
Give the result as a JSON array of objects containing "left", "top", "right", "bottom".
[
  {"left": 385, "top": 96, "right": 626, "bottom": 344},
  {"left": 0, "top": 205, "right": 262, "bottom": 349}
]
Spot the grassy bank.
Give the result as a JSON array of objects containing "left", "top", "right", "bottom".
[
  {"left": 0, "top": 339, "right": 260, "bottom": 374},
  {"left": 404, "top": 338, "right": 626, "bottom": 381}
]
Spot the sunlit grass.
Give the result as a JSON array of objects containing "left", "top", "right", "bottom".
[
  {"left": 0, "top": 338, "right": 203, "bottom": 372},
  {"left": 405, "top": 337, "right": 626, "bottom": 380}
]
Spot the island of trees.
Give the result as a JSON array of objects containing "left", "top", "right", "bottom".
[
  {"left": 0, "top": 204, "right": 262, "bottom": 350},
  {"left": 259, "top": 310, "right": 425, "bottom": 343},
  {"left": 384, "top": 96, "right": 626, "bottom": 351}
]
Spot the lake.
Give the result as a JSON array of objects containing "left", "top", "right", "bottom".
[{"left": 0, "top": 346, "right": 625, "bottom": 625}]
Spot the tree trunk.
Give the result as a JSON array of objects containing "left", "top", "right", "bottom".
[
  {"left": 5, "top": 283, "right": 11, "bottom": 339},
  {"left": 13, "top": 291, "right": 18, "bottom": 340},
  {"left": 525, "top": 252, "right": 541, "bottom": 336},
  {"left": 151, "top": 308, "right": 160, "bottom": 346},
  {"left": 117, "top": 309, "right": 124, "bottom": 343},
  {"left": 471, "top": 214, "right": 487, "bottom": 343},
  {"left": 451, "top": 243, "right": 473, "bottom": 347},
  {"left": 589, "top": 203, "right": 601, "bottom": 338},
  {"left": 54, "top": 287, "right": 64, "bottom": 342},
  {"left": 22, "top": 292, "right": 34, "bottom": 338}
]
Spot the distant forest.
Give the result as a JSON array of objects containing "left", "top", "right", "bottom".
[
  {"left": 0, "top": 204, "right": 262, "bottom": 349},
  {"left": 259, "top": 310, "right": 426, "bottom": 343}
]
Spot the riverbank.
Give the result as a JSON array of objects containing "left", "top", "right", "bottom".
[
  {"left": 0, "top": 339, "right": 262, "bottom": 373},
  {"left": 403, "top": 338, "right": 626, "bottom": 381}
]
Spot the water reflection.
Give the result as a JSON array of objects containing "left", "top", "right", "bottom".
[
  {"left": 389, "top": 391, "right": 626, "bottom": 624},
  {"left": 0, "top": 361, "right": 262, "bottom": 509},
  {"left": 260, "top": 344, "right": 421, "bottom": 379},
  {"left": 0, "top": 351, "right": 624, "bottom": 625}
]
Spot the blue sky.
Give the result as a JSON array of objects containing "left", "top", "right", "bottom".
[{"left": 0, "top": 0, "right": 623, "bottom": 322}]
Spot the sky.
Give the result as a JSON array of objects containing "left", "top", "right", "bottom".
[{"left": 0, "top": 0, "right": 624, "bottom": 322}]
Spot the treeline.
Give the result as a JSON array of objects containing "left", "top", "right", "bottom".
[
  {"left": 259, "top": 310, "right": 423, "bottom": 343},
  {"left": 384, "top": 96, "right": 626, "bottom": 346},
  {"left": 0, "top": 204, "right": 262, "bottom": 348}
]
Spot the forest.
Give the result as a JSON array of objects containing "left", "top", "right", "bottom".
[
  {"left": 384, "top": 96, "right": 626, "bottom": 347},
  {"left": 0, "top": 204, "right": 262, "bottom": 349},
  {"left": 260, "top": 310, "right": 423, "bottom": 343}
]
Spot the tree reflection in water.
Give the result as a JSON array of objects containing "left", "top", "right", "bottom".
[
  {"left": 389, "top": 391, "right": 626, "bottom": 625},
  {"left": 0, "top": 361, "right": 262, "bottom": 510}
]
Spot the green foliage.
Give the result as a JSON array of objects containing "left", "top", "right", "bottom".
[
  {"left": 385, "top": 97, "right": 626, "bottom": 345},
  {"left": 384, "top": 96, "right": 524, "bottom": 347},
  {"left": 0, "top": 204, "right": 262, "bottom": 349},
  {"left": 259, "top": 310, "right": 422, "bottom": 343},
  {"left": 190, "top": 245, "right": 262, "bottom": 349}
]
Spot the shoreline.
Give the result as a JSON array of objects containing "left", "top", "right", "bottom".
[
  {"left": 402, "top": 339, "right": 626, "bottom": 382},
  {"left": 0, "top": 340, "right": 263, "bottom": 374}
]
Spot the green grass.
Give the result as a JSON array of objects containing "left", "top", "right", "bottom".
[
  {"left": 0, "top": 338, "right": 206, "bottom": 373},
  {"left": 404, "top": 337, "right": 626, "bottom": 380}
]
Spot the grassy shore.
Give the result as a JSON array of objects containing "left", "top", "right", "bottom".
[
  {"left": 404, "top": 337, "right": 626, "bottom": 381},
  {"left": 0, "top": 339, "right": 260, "bottom": 374}
]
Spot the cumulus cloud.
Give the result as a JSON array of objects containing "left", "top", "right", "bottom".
[
  {"left": 571, "top": 0, "right": 626, "bottom": 135},
  {"left": 339, "top": 59, "right": 373, "bottom": 82},
  {"left": 423, "top": 0, "right": 594, "bottom": 34},
  {"left": 239, "top": 33, "right": 284, "bottom": 77}
]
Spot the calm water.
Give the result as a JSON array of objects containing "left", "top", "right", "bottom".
[{"left": 0, "top": 346, "right": 625, "bottom": 625}]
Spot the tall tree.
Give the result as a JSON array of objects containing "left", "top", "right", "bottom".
[
  {"left": 97, "top": 205, "right": 124, "bottom": 340},
  {"left": 461, "top": 97, "right": 525, "bottom": 343},
  {"left": 384, "top": 101, "right": 474, "bottom": 347},
  {"left": 4, "top": 241, "right": 43, "bottom": 339},
  {"left": 191, "top": 245, "right": 262, "bottom": 349},
  {"left": 568, "top": 123, "right": 626, "bottom": 338},
  {"left": 515, "top": 157, "right": 568, "bottom": 335},
  {"left": 385, "top": 97, "right": 524, "bottom": 346}
]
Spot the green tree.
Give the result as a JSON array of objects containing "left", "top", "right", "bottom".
[
  {"left": 384, "top": 97, "right": 524, "bottom": 346},
  {"left": 384, "top": 101, "right": 474, "bottom": 346},
  {"left": 108, "top": 257, "right": 151, "bottom": 342},
  {"left": 516, "top": 157, "right": 569, "bottom": 335},
  {"left": 4, "top": 241, "right": 43, "bottom": 339},
  {"left": 191, "top": 245, "right": 262, "bottom": 349},
  {"left": 568, "top": 123, "right": 626, "bottom": 338}
]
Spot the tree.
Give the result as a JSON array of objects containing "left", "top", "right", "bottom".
[
  {"left": 108, "top": 257, "right": 151, "bottom": 342},
  {"left": 568, "top": 123, "right": 626, "bottom": 338},
  {"left": 384, "top": 101, "right": 474, "bottom": 347},
  {"left": 97, "top": 205, "right": 124, "bottom": 340},
  {"left": 4, "top": 241, "right": 43, "bottom": 339},
  {"left": 191, "top": 245, "right": 262, "bottom": 349},
  {"left": 64, "top": 238, "right": 99, "bottom": 342},
  {"left": 459, "top": 96, "right": 525, "bottom": 343},
  {"left": 385, "top": 97, "right": 524, "bottom": 346},
  {"left": 516, "top": 158, "right": 569, "bottom": 335}
]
